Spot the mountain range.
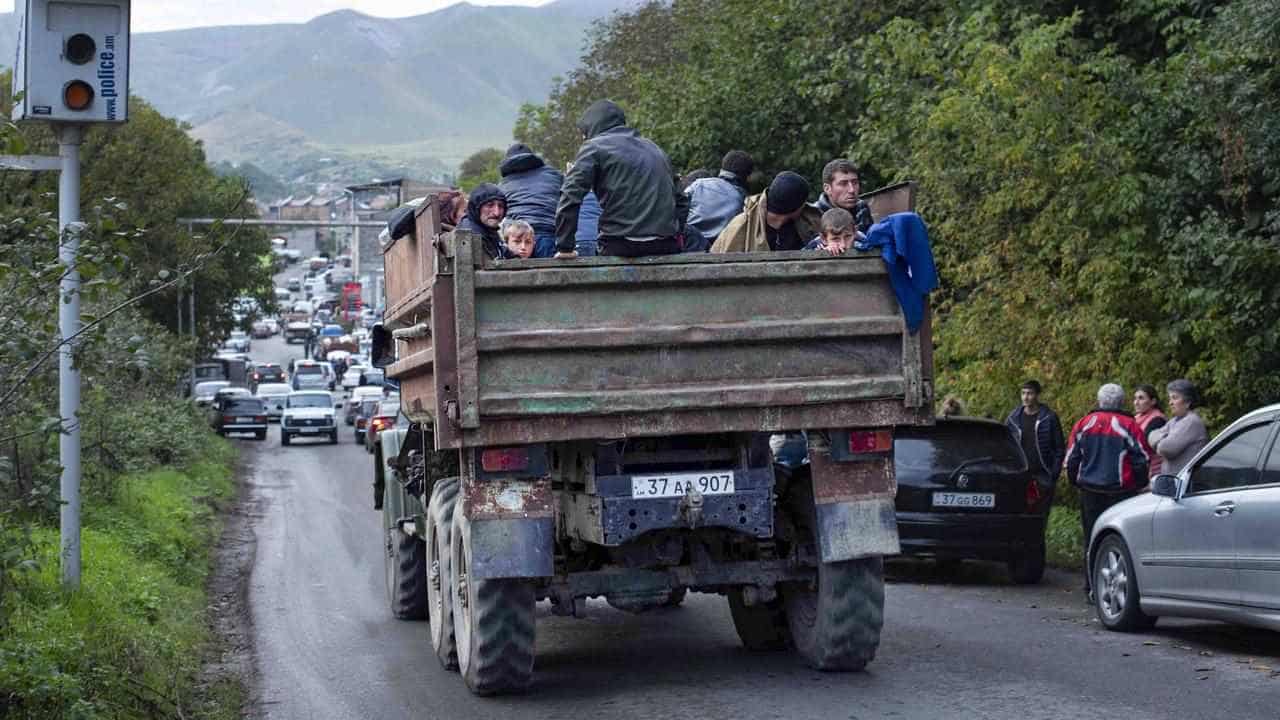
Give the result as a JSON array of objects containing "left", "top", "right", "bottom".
[{"left": 0, "top": 1, "right": 631, "bottom": 193}]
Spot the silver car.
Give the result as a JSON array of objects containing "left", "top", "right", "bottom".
[{"left": 1088, "top": 404, "right": 1280, "bottom": 632}]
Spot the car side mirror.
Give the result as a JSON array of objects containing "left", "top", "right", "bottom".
[
  {"left": 1151, "top": 474, "right": 1180, "bottom": 498},
  {"left": 370, "top": 323, "right": 393, "bottom": 369}
]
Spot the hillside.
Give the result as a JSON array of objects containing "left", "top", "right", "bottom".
[{"left": 0, "top": 1, "right": 633, "bottom": 190}]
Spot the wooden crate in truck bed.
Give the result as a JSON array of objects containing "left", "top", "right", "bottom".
[{"left": 381, "top": 182, "right": 932, "bottom": 449}]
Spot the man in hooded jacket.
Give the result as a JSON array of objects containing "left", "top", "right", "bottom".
[
  {"left": 555, "top": 100, "right": 689, "bottom": 258},
  {"left": 455, "top": 183, "right": 509, "bottom": 260},
  {"left": 498, "top": 143, "right": 563, "bottom": 258}
]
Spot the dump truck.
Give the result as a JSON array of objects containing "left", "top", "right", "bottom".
[{"left": 371, "top": 182, "right": 933, "bottom": 695}]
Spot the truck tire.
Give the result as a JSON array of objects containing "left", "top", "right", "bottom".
[
  {"left": 451, "top": 509, "right": 536, "bottom": 695},
  {"left": 384, "top": 484, "right": 428, "bottom": 620},
  {"left": 782, "top": 479, "right": 884, "bottom": 671},
  {"left": 728, "top": 588, "right": 791, "bottom": 651},
  {"left": 426, "top": 477, "right": 461, "bottom": 670}
]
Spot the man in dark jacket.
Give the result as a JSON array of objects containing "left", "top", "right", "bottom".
[
  {"left": 1065, "top": 383, "right": 1154, "bottom": 594},
  {"left": 555, "top": 100, "right": 689, "bottom": 258},
  {"left": 811, "top": 159, "right": 873, "bottom": 234},
  {"left": 498, "top": 143, "right": 563, "bottom": 258},
  {"left": 455, "top": 183, "right": 509, "bottom": 260},
  {"left": 683, "top": 150, "right": 753, "bottom": 253},
  {"left": 1005, "top": 379, "right": 1066, "bottom": 484}
]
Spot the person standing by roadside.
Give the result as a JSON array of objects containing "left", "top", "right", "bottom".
[
  {"left": 1005, "top": 379, "right": 1066, "bottom": 488},
  {"left": 1066, "top": 383, "right": 1154, "bottom": 596},
  {"left": 1133, "top": 384, "right": 1168, "bottom": 478},
  {"left": 1147, "top": 379, "right": 1209, "bottom": 475}
]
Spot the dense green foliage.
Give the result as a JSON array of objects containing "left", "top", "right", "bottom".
[
  {"left": 1, "top": 450, "right": 241, "bottom": 719},
  {"left": 1, "top": 87, "right": 264, "bottom": 716},
  {"left": 456, "top": 147, "right": 504, "bottom": 191},
  {"left": 516, "top": 0, "right": 1280, "bottom": 431}
]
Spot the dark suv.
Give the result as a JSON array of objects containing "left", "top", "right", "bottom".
[
  {"left": 893, "top": 417, "right": 1051, "bottom": 584},
  {"left": 211, "top": 397, "right": 268, "bottom": 441},
  {"left": 249, "top": 362, "right": 286, "bottom": 390}
]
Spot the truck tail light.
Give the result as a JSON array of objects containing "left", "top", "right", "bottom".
[
  {"left": 481, "top": 447, "right": 530, "bottom": 473},
  {"left": 848, "top": 430, "right": 893, "bottom": 454}
]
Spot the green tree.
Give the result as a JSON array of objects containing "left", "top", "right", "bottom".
[{"left": 456, "top": 147, "right": 503, "bottom": 191}]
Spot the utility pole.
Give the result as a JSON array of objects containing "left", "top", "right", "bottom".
[{"left": 56, "top": 124, "right": 85, "bottom": 588}]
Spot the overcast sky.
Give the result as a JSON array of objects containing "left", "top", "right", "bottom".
[{"left": 1, "top": 1, "right": 551, "bottom": 32}]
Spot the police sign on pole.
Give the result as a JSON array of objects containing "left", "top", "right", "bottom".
[
  {"left": 12, "top": 0, "right": 131, "bottom": 124},
  {"left": 9, "top": 0, "right": 131, "bottom": 590}
]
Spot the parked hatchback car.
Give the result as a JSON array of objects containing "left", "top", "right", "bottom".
[
  {"left": 210, "top": 397, "right": 268, "bottom": 440},
  {"left": 1089, "top": 404, "right": 1280, "bottom": 633},
  {"left": 893, "top": 417, "right": 1052, "bottom": 584}
]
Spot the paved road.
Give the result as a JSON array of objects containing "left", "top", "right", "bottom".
[{"left": 239, "top": 275, "right": 1279, "bottom": 719}]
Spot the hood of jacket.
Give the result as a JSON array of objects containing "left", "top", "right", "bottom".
[
  {"left": 499, "top": 144, "right": 547, "bottom": 177},
  {"left": 577, "top": 100, "right": 628, "bottom": 139}
]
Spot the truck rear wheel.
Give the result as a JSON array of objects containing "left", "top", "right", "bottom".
[
  {"left": 426, "top": 477, "right": 461, "bottom": 670},
  {"left": 451, "top": 509, "right": 536, "bottom": 695},
  {"left": 783, "top": 556, "right": 884, "bottom": 671},
  {"left": 728, "top": 588, "right": 791, "bottom": 651},
  {"left": 384, "top": 481, "right": 428, "bottom": 620},
  {"left": 782, "top": 478, "right": 884, "bottom": 671}
]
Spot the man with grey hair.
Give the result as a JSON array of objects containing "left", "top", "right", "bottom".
[{"left": 1065, "top": 382, "right": 1154, "bottom": 595}]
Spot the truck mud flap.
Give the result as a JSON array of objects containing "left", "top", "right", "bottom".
[
  {"left": 462, "top": 479, "right": 554, "bottom": 580},
  {"left": 808, "top": 449, "right": 899, "bottom": 562}
]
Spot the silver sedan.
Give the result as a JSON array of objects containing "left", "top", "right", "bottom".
[{"left": 1088, "top": 404, "right": 1280, "bottom": 632}]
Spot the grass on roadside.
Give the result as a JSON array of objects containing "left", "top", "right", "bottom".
[
  {"left": 1045, "top": 504, "right": 1084, "bottom": 570},
  {"left": 0, "top": 443, "right": 243, "bottom": 720}
]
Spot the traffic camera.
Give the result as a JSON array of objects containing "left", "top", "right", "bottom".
[{"left": 12, "top": 0, "right": 131, "bottom": 123}]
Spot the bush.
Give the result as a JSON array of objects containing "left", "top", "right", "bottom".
[
  {"left": 0, "top": 452, "right": 237, "bottom": 719},
  {"left": 1045, "top": 505, "right": 1084, "bottom": 571}
]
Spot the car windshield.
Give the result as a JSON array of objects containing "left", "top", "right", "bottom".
[
  {"left": 227, "top": 399, "right": 265, "bottom": 413},
  {"left": 288, "top": 394, "right": 332, "bottom": 409},
  {"left": 195, "top": 381, "right": 230, "bottom": 395},
  {"left": 895, "top": 422, "right": 1027, "bottom": 474}
]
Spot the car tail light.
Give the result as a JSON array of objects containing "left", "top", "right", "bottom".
[
  {"left": 252, "top": 373, "right": 260, "bottom": 380},
  {"left": 255, "top": 416, "right": 267, "bottom": 423},
  {"left": 370, "top": 417, "right": 389, "bottom": 431},
  {"left": 848, "top": 430, "right": 893, "bottom": 454},
  {"left": 481, "top": 447, "right": 530, "bottom": 473},
  {"left": 222, "top": 415, "right": 234, "bottom": 423},
  {"left": 1025, "top": 479, "right": 1043, "bottom": 510}
]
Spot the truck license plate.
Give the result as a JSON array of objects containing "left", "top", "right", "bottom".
[
  {"left": 632, "top": 471, "right": 735, "bottom": 499},
  {"left": 932, "top": 492, "right": 995, "bottom": 508}
]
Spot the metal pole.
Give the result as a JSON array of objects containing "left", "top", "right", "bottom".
[{"left": 56, "top": 124, "right": 84, "bottom": 590}]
